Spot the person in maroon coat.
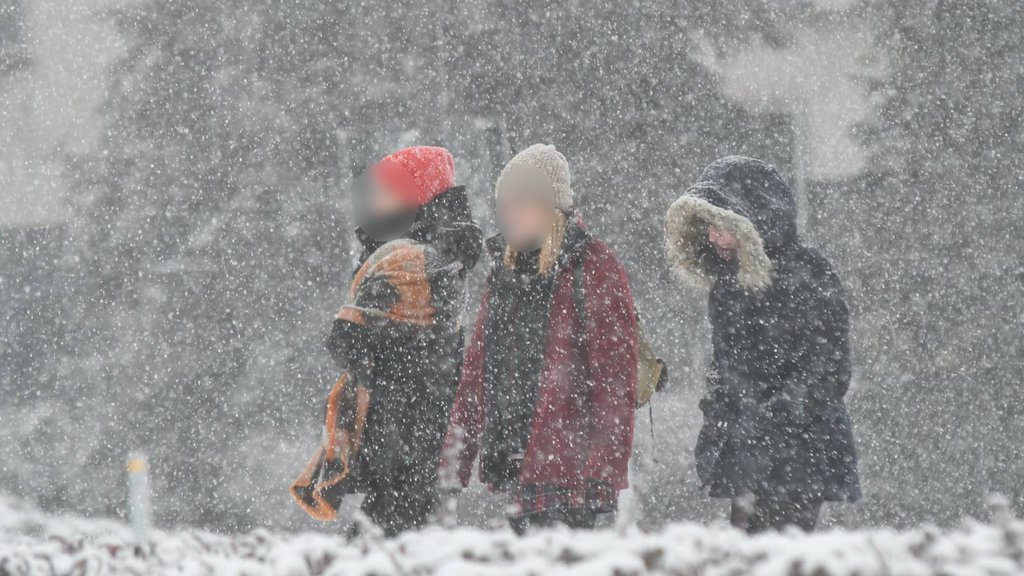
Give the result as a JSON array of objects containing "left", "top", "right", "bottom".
[{"left": 441, "top": 144, "right": 638, "bottom": 533}]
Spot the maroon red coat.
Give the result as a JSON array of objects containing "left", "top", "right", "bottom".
[{"left": 442, "top": 228, "right": 638, "bottom": 491}]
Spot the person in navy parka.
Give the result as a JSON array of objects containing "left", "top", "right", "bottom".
[{"left": 665, "top": 156, "right": 860, "bottom": 533}]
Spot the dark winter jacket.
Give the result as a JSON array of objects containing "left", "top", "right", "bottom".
[
  {"left": 341, "top": 185, "right": 481, "bottom": 480},
  {"left": 294, "top": 186, "right": 481, "bottom": 530},
  {"left": 443, "top": 218, "right": 638, "bottom": 492},
  {"left": 665, "top": 156, "right": 861, "bottom": 502}
]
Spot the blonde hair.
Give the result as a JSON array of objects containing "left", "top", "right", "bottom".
[{"left": 503, "top": 210, "right": 568, "bottom": 276}]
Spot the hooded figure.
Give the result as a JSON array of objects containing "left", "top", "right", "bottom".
[
  {"left": 442, "top": 144, "right": 638, "bottom": 533},
  {"left": 293, "top": 146, "right": 482, "bottom": 536},
  {"left": 665, "top": 156, "right": 860, "bottom": 533}
]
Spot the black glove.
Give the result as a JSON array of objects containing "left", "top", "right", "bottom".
[
  {"left": 325, "top": 319, "right": 374, "bottom": 374},
  {"left": 698, "top": 397, "right": 730, "bottom": 429},
  {"left": 584, "top": 479, "right": 616, "bottom": 514}
]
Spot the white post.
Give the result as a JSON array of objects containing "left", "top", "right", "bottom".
[{"left": 127, "top": 453, "right": 152, "bottom": 543}]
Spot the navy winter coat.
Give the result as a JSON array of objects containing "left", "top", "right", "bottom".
[{"left": 666, "top": 156, "right": 861, "bottom": 502}]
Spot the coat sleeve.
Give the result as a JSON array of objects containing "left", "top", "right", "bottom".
[
  {"left": 580, "top": 242, "right": 638, "bottom": 489},
  {"left": 440, "top": 278, "right": 490, "bottom": 488},
  {"left": 771, "top": 262, "right": 851, "bottom": 423},
  {"left": 325, "top": 319, "right": 375, "bottom": 381}
]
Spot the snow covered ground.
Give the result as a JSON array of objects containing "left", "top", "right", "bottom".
[{"left": 3, "top": 496, "right": 1024, "bottom": 576}]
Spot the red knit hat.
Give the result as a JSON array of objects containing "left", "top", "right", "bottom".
[{"left": 371, "top": 146, "right": 456, "bottom": 207}]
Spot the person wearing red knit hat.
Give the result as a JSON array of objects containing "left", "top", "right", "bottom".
[
  {"left": 353, "top": 146, "right": 458, "bottom": 242},
  {"left": 296, "top": 145, "right": 482, "bottom": 537}
]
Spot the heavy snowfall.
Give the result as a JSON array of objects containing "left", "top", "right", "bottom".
[{"left": 2, "top": 0, "right": 1023, "bottom": 574}]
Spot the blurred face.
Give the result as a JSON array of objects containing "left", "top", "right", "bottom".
[
  {"left": 353, "top": 177, "right": 417, "bottom": 241},
  {"left": 499, "top": 196, "right": 556, "bottom": 251},
  {"left": 497, "top": 167, "right": 557, "bottom": 252},
  {"left": 708, "top": 226, "right": 738, "bottom": 261},
  {"left": 366, "top": 181, "right": 412, "bottom": 218}
]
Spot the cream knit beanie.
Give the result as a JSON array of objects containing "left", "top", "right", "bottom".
[{"left": 495, "top": 144, "right": 574, "bottom": 212}]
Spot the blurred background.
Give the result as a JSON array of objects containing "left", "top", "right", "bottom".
[{"left": 1, "top": 0, "right": 1022, "bottom": 532}]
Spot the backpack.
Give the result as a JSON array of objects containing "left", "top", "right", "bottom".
[{"left": 571, "top": 257, "right": 668, "bottom": 409}]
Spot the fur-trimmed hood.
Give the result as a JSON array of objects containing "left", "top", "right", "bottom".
[{"left": 665, "top": 156, "right": 798, "bottom": 291}]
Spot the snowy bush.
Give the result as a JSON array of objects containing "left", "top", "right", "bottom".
[{"left": 3, "top": 496, "right": 1024, "bottom": 576}]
